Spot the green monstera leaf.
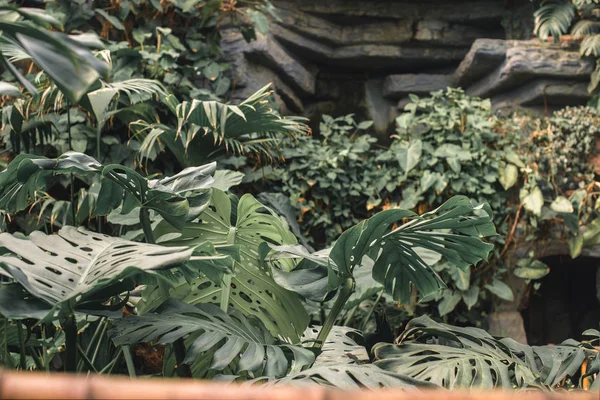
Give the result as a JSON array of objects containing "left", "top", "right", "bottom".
[
  {"left": 329, "top": 196, "right": 496, "bottom": 303},
  {"left": 0, "top": 226, "right": 197, "bottom": 320},
  {"left": 255, "top": 364, "right": 437, "bottom": 390},
  {"left": 373, "top": 315, "right": 591, "bottom": 390},
  {"left": 110, "top": 299, "right": 314, "bottom": 378},
  {"left": 152, "top": 189, "right": 309, "bottom": 343},
  {"left": 0, "top": 152, "right": 216, "bottom": 229}
]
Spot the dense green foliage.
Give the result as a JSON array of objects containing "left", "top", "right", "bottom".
[
  {"left": 249, "top": 89, "right": 600, "bottom": 330},
  {"left": 0, "top": 0, "right": 597, "bottom": 394},
  {"left": 533, "top": 0, "right": 600, "bottom": 91}
]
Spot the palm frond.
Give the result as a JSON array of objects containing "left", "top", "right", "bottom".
[
  {"left": 572, "top": 20, "right": 600, "bottom": 38},
  {"left": 581, "top": 33, "right": 600, "bottom": 56},
  {"left": 534, "top": 0, "right": 577, "bottom": 42},
  {"left": 0, "top": 37, "right": 30, "bottom": 63},
  {"left": 102, "top": 78, "right": 166, "bottom": 103}
]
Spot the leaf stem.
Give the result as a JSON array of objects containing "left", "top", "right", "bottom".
[
  {"left": 360, "top": 289, "right": 384, "bottom": 332},
  {"left": 219, "top": 227, "right": 237, "bottom": 313},
  {"left": 140, "top": 208, "right": 155, "bottom": 244},
  {"left": 98, "top": 347, "right": 122, "bottom": 374},
  {"left": 41, "top": 326, "right": 49, "bottom": 372},
  {"left": 122, "top": 345, "right": 136, "bottom": 379},
  {"left": 173, "top": 339, "right": 192, "bottom": 378},
  {"left": 15, "top": 321, "right": 26, "bottom": 370},
  {"left": 314, "top": 277, "right": 355, "bottom": 350},
  {"left": 76, "top": 343, "right": 98, "bottom": 373},
  {"left": 62, "top": 314, "right": 78, "bottom": 372},
  {"left": 66, "top": 101, "right": 76, "bottom": 225}
]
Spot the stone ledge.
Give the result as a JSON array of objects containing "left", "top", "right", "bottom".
[
  {"left": 383, "top": 74, "right": 454, "bottom": 99},
  {"left": 467, "top": 45, "right": 593, "bottom": 98}
]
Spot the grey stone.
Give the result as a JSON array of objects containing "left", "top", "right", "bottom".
[
  {"left": 415, "top": 20, "right": 493, "bottom": 47},
  {"left": 275, "top": 7, "right": 414, "bottom": 46},
  {"left": 221, "top": 30, "right": 304, "bottom": 113},
  {"left": 272, "top": 25, "right": 467, "bottom": 69},
  {"left": 244, "top": 33, "right": 317, "bottom": 97},
  {"left": 383, "top": 74, "right": 454, "bottom": 99},
  {"left": 275, "top": 0, "right": 507, "bottom": 23},
  {"left": 454, "top": 39, "right": 518, "bottom": 88},
  {"left": 492, "top": 79, "right": 590, "bottom": 113},
  {"left": 467, "top": 45, "right": 594, "bottom": 98},
  {"left": 364, "top": 79, "right": 397, "bottom": 137},
  {"left": 487, "top": 311, "right": 528, "bottom": 344}
]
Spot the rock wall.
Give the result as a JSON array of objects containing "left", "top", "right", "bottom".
[{"left": 224, "top": 0, "right": 594, "bottom": 137}]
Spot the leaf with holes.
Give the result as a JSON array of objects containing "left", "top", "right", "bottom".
[
  {"left": 0, "top": 152, "right": 216, "bottom": 229},
  {"left": 329, "top": 196, "right": 495, "bottom": 303},
  {"left": 152, "top": 189, "right": 309, "bottom": 343},
  {"left": 302, "top": 325, "right": 368, "bottom": 366},
  {"left": 110, "top": 299, "right": 315, "bottom": 378},
  {"left": 0, "top": 226, "right": 194, "bottom": 320},
  {"left": 257, "top": 364, "right": 437, "bottom": 389},
  {"left": 374, "top": 343, "right": 520, "bottom": 389},
  {"left": 374, "top": 314, "right": 589, "bottom": 390}
]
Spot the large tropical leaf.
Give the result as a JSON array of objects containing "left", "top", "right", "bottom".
[
  {"left": 136, "top": 85, "right": 310, "bottom": 166},
  {"left": 374, "top": 343, "right": 524, "bottom": 389},
  {"left": 0, "top": 226, "right": 195, "bottom": 320},
  {"left": 256, "top": 364, "right": 438, "bottom": 389},
  {"left": 534, "top": 0, "right": 576, "bottom": 42},
  {"left": 152, "top": 190, "right": 309, "bottom": 343},
  {"left": 373, "top": 315, "right": 590, "bottom": 390},
  {"left": 0, "top": 8, "right": 108, "bottom": 102},
  {"left": 329, "top": 196, "right": 495, "bottom": 303},
  {"left": 0, "top": 152, "right": 216, "bottom": 229},
  {"left": 302, "top": 325, "right": 368, "bottom": 366},
  {"left": 110, "top": 299, "right": 314, "bottom": 378}
]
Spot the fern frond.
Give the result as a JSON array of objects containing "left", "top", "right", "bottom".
[
  {"left": 572, "top": 19, "right": 600, "bottom": 38},
  {"left": 534, "top": 0, "right": 577, "bottom": 42},
  {"left": 581, "top": 33, "right": 600, "bottom": 56}
]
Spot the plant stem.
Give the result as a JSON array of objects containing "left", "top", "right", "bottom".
[
  {"left": 219, "top": 274, "right": 232, "bottom": 313},
  {"left": 98, "top": 347, "right": 122, "bottom": 374},
  {"left": 76, "top": 343, "right": 98, "bottom": 373},
  {"left": 3, "top": 319, "right": 9, "bottom": 368},
  {"left": 139, "top": 208, "right": 155, "bottom": 244},
  {"left": 219, "top": 227, "right": 237, "bottom": 313},
  {"left": 41, "top": 326, "right": 49, "bottom": 372},
  {"left": 66, "top": 101, "right": 73, "bottom": 151},
  {"left": 77, "top": 317, "right": 106, "bottom": 371},
  {"left": 66, "top": 101, "right": 76, "bottom": 225},
  {"left": 360, "top": 289, "right": 384, "bottom": 332},
  {"left": 15, "top": 321, "right": 26, "bottom": 370},
  {"left": 122, "top": 345, "right": 136, "bottom": 379},
  {"left": 314, "top": 277, "right": 355, "bottom": 350},
  {"left": 173, "top": 339, "right": 192, "bottom": 378},
  {"left": 89, "top": 319, "right": 109, "bottom": 366},
  {"left": 62, "top": 314, "right": 78, "bottom": 372},
  {"left": 343, "top": 304, "right": 359, "bottom": 327}
]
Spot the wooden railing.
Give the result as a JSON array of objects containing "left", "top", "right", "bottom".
[{"left": 0, "top": 371, "right": 597, "bottom": 400}]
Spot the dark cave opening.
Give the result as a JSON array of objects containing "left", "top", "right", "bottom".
[{"left": 521, "top": 255, "right": 600, "bottom": 346}]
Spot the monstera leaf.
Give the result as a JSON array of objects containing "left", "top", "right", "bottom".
[
  {"left": 256, "top": 364, "right": 437, "bottom": 390},
  {"left": 152, "top": 190, "right": 309, "bottom": 343},
  {"left": 110, "top": 299, "right": 314, "bottom": 378},
  {"left": 374, "top": 343, "right": 522, "bottom": 389},
  {"left": 302, "top": 325, "right": 368, "bottom": 366},
  {"left": 329, "top": 196, "right": 496, "bottom": 303},
  {"left": 0, "top": 6, "right": 109, "bottom": 102},
  {"left": 0, "top": 152, "right": 216, "bottom": 229},
  {"left": 0, "top": 226, "right": 196, "bottom": 320},
  {"left": 373, "top": 315, "right": 589, "bottom": 390}
]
